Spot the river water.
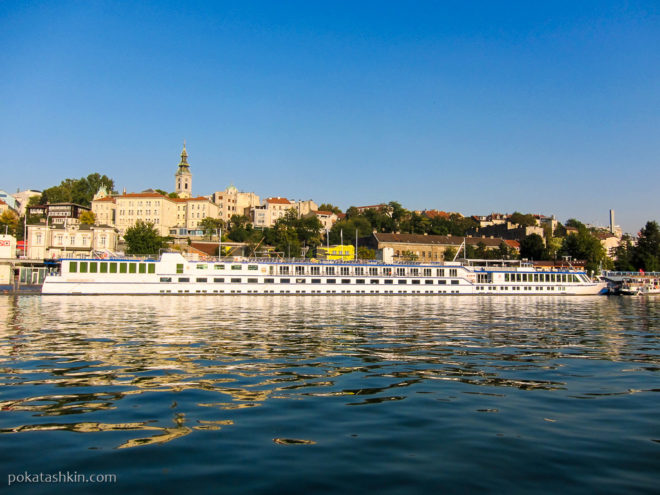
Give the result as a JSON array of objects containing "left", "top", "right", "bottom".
[{"left": 0, "top": 295, "right": 658, "bottom": 494}]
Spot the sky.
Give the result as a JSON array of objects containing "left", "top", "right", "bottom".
[{"left": 1, "top": 1, "right": 658, "bottom": 234}]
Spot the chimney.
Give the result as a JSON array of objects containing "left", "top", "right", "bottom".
[{"left": 609, "top": 209, "right": 615, "bottom": 234}]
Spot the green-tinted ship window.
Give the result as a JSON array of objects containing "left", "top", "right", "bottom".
[
  {"left": 139, "top": 263, "right": 146, "bottom": 274},
  {"left": 197, "top": 264, "right": 207, "bottom": 270},
  {"left": 176, "top": 264, "right": 184, "bottom": 274},
  {"left": 231, "top": 265, "right": 241, "bottom": 271},
  {"left": 90, "top": 262, "right": 98, "bottom": 273},
  {"left": 100, "top": 263, "right": 108, "bottom": 273},
  {"left": 80, "top": 262, "right": 88, "bottom": 273},
  {"left": 148, "top": 264, "right": 155, "bottom": 274},
  {"left": 69, "top": 261, "right": 77, "bottom": 273},
  {"left": 129, "top": 263, "right": 137, "bottom": 274},
  {"left": 109, "top": 263, "right": 117, "bottom": 273},
  {"left": 214, "top": 264, "right": 225, "bottom": 270},
  {"left": 120, "top": 263, "right": 127, "bottom": 273}
]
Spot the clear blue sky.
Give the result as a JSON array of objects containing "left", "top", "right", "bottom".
[{"left": 1, "top": 1, "right": 658, "bottom": 234}]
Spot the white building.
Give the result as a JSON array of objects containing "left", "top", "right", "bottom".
[{"left": 27, "top": 224, "right": 119, "bottom": 259}]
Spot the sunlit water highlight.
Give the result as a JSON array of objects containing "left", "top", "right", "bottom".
[{"left": 0, "top": 295, "right": 658, "bottom": 494}]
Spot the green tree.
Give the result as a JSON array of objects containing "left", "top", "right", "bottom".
[
  {"left": 520, "top": 233, "right": 547, "bottom": 260},
  {"left": 632, "top": 221, "right": 660, "bottom": 271},
  {"left": 123, "top": 220, "right": 167, "bottom": 255},
  {"left": 357, "top": 246, "right": 376, "bottom": 260},
  {"left": 559, "top": 231, "right": 609, "bottom": 273},
  {"left": 510, "top": 212, "right": 537, "bottom": 227},
  {"left": 199, "top": 217, "right": 225, "bottom": 240},
  {"left": 40, "top": 174, "right": 114, "bottom": 207},
  {"left": 317, "top": 203, "right": 342, "bottom": 215},
  {"left": 614, "top": 237, "right": 636, "bottom": 271},
  {"left": 168, "top": 192, "right": 179, "bottom": 198},
  {"left": 565, "top": 218, "right": 586, "bottom": 230},
  {"left": 0, "top": 210, "right": 19, "bottom": 236},
  {"left": 79, "top": 211, "right": 96, "bottom": 225},
  {"left": 443, "top": 246, "right": 457, "bottom": 261}
]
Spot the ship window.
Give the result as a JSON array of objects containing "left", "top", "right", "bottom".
[
  {"left": 196, "top": 277, "right": 208, "bottom": 282},
  {"left": 214, "top": 278, "right": 225, "bottom": 283},
  {"left": 504, "top": 273, "right": 510, "bottom": 282},
  {"left": 197, "top": 264, "right": 207, "bottom": 270},
  {"left": 370, "top": 279, "right": 379, "bottom": 284},
  {"left": 231, "top": 278, "right": 242, "bottom": 283},
  {"left": 439, "top": 280, "right": 447, "bottom": 285},
  {"left": 425, "top": 280, "right": 433, "bottom": 285},
  {"left": 160, "top": 277, "right": 172, "bottom": 282},
  {"left": 369, "top": 267, "right": 378, "bottom": 276},
  {"left": 80, "top": 262, "right": 88, "bottom": 273},
  {"left": 248, "top": 265, "right": 258, "bottom": 271},
  {"left": 341, "top": 267, "right": 350, "bottom": 276},
  {"left": 451, "top": 280, "right": 459, "bottom": 285},
  {"left": 279, "top": 266, "right": 289, "bottom": 275},
  {"left": 178, "top": 277, "right": 190, "bottom": 282},
  {"left": 129, "top": 264, "right": 137, "bottom": 274},
  {"left": 533, "top": 273, "right": 539, "bottom": 282},
  {"left": 449, "top": 269, "right": 457, "bottom": 277},
  {"left": 109, "top": 263, "right": 117, "bottom": 273},
  {"left": 396, "top": 268, "right": 406, "bottom": 276},
  {"left": 326, "top": 279, "right": 336, "bottom": 284},
  {"left": 139, "top": 264, "right": 146, "bottom": 274},
  {"left": 280, "top": 278, "right": 290, "bottom": 284},
  {"left": 296, "top": 278, "right": 306, "bottom": 284},
  {"left": 264, "top": 278, "right": 274, "bottom": 283},
  {"left": 148, "top": 264, "right": 155, "bottom": 274},
  {"left": 100, "top": 263, "right": 108, "bottom": 273},
  {"left": 325, "top": 267, "right": 335, "bottom": 275},
  {"left": 412, "top": 280, "right": 420, "bottom": 285},
  {"left": 176, "top": 264, "right": 184, "bottom": 274},
  {"left": 384, "top": 279, "right": 393, "bottom": 284},
  {"left": 69, "top": 261, "right": 77, "bottom": 273},
  {"left": 311, "top": 279, "right": 321, "bottom": 284},
  {"left": 356, "top": 279, "right": 366, "bottom": 284},
  {"left": 355, "top": 267, "right": 364, "bottom": 276},
  {"left": 410, "top": 268, "right": 419, "bottom": 276},
  {"left": 214, "top": 264, "right": 225, "bottom": 270},
  {"left": 341, "top": 279, "right": 350, "bottom": 284},
  {"left": 310, "top": 267, "right": 320, "bottom": 275},
  {"left": 437, "top": 268, "right": 445, "bottom": 276},
  {"left": 247, "top": 278, "right": 258, "bottom": 283},
  {"left": 423, "top": 269, "right": 431, "bottom": 277},
  {"left": 231, "top": 265, "right": 242, "bottom": 271},
  {"left": 89, "top": 262, "right": 98, "bottom": 273},
  {"left": 295, "top": 266, "right": 305, "bottom": 275},
  {"left": 398, "top": 280, "right": 407, "bottom": 284}
]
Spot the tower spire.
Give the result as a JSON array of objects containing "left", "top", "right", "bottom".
[{"left": 175, "top": 142, "right": 192, "bottom": 198}]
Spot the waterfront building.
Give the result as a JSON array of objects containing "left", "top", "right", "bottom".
[
  {"left": 170, "top": 197, "right": 221, "bottom": 236},
  {"left": 91, "top": 196, "right": 117, "bottom": 226},
  {"left": 368, "top": 233, "right": 518, "bottom": 262},
  {"left": 211, "top": 185, "right": 260, "bottom": 223},
  {"left": 316, "top": 244, "right": 355, "bottom": 261},
  {"left": 27, "top": 223, "right": 119, "bottom": 259},
  {"left": 0, "top": 191, "right": 18, "bottom": 210},
  {"left": 467, "top": 222, "right": 545, "bottom": 242},
  {"left": 304, "top": 210, "right": 339, "bottom": 231},
  {"left": 11, "top": 190, "right": 41, "bottom": 217},
  {"left": 114, "top": 193, "right": 177, "bottom": 236},
  {"left": 251, "top": 197, "right": 294, "bottom": 228},
  {"left": 174, "top": 143, "right": 192, "bottom": 199},
  {"left": 355, "top": 204, "right": 389, "bottom": 215},
  {"left": 27, "top": 203, "right": 91, "bottom": 225}
]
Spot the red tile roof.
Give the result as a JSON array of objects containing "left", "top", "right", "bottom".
[{"left": 266, "top": 197, "right": 291, "bottom": 204}]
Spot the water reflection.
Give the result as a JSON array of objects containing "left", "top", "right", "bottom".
[{"left": 0, "top": 295, "right": 658, "bottom": 449}]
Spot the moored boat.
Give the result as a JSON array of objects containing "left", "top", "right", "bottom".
[{"left": 42, "top": 253, "right": 607, "bottom": 295}]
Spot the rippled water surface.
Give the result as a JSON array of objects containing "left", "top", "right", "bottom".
[{"left": 1, "top": 295, "right": 658, "bottom": 494}]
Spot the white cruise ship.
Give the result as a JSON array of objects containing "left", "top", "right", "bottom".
[{"left": 41, "top": 253, "right": 607, "bottom": 295}]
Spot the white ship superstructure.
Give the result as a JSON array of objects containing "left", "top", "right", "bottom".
[{"left": 42, "top": 253, "right": 607, "bottom": 295}]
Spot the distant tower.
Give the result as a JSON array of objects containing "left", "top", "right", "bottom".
[
  {"left": 609, "top": 209, "right": 615, "bottom": 234},
  {"left": 175, "top": 141, "right": 192, "bottom": 198}
]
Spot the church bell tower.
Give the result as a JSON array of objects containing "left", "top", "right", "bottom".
[{"left": 175, "top": 141, "right": 192, "bottom": 198}]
